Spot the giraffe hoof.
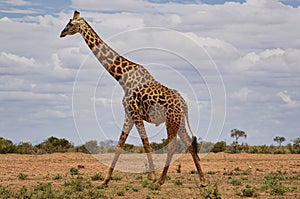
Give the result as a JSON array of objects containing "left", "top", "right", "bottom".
[
  {"left": 200, "top": 180, "right": 207, "bottom": 187},
  {"left": 102, "top": 179, "right": 110, "bottom": 186},
  {"left": 158, "top": 178, "right": 165, "bottom": 185}
]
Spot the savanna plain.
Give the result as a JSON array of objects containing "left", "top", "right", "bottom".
[{"left": 0, "top": 152, "right": 299, "bottom": 199}]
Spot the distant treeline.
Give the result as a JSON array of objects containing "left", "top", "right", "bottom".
[{"left": 0, "top": 136, "right": 299, "bottom": 154}]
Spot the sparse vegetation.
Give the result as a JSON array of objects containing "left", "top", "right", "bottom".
[
  {"left": 173, "top": 178, "right": 183, "bottom": 185},
  {"left": 53, "top": 174, "right": 63, "bottom": 180},
  {"left": 0, "top": 134, "right": 300, "bottom": 198},
  {"left": 229, "top": 178, "right": 242, "bottom": 186},
  {"left": 69, "top": 167, "right": 79, "bottom": 176},
  {"left": 0, "top": 153, "right": 299, "bottom": 198},
  {"left": 91, "top": 172, "right": 104, "bottom": 181},
  {"left": 242, "top": 185, "right": 259, "bottom": 197},
  {"left": 18, "top": 173, "right": 28, "bottom": 180}
]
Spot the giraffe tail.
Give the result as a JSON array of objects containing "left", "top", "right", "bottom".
[{"left": 183, "top": 101, "right": 198, "bottom": 154}]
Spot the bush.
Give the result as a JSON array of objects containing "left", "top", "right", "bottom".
[
  {"left": 242, "top": 186, "right": 258, "bottom": 197},
  {"left": 91, "top": 173, "right": 104, "bottom": 181},
  {"left": 83, "top": 140, "right": 100, "bottom": 154},
  {"left": 211, "top": 141, "right": 226, "bottom": 153},
  {"left": 0, "top": 137, "right": 17, "bottom": 154},
  {"left": 123, "top": 143, "right": 134, "bottom": 152},
  {"left": 18, "top": 173, "right": 28, "bottom": 180},
  {"left": 36, "top": 136, "right": 74, "bottom": 153},
  {"left": 16, "top": 142, "right": 37, "bottom": 154},
  {"left": 70, "top": 167, "right": 79, "bottom": 176},
  {"left": 199, "top": 141, "right": 215, "bottom": 153},
  {"left": 288, "top": 138, "right": 300, "bottom": 154}
]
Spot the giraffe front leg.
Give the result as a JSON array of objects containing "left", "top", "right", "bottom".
[
  {"left": 135, "top": 121, "right": 157, "bottom": 183},
  {"left": 102, "top": 117, "right": 133, "bottom": 186}
]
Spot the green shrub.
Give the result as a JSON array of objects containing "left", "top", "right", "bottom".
[
  {"left": 174, "top": 178, "right": 183, "bottom": 185},
  {"left": 242, "top": 186, "right": 258, "bottom": 197},
  {"left": 16, "top": 142, "right": 37, "bottom": 154},
  {"left": 111, "top": 174, "right": 122, "bottom": 181},
  {"left": 91, "top": 173, "right": 104, "bottom": 181},
  {"left": 230, "top": 178, "right": 242, "bottom": 186},
  {"left": 269, "top": 184, "right": 288, "bottom": 196},
  {"left": 261, "top": 171, "right": 290, "bottom": 196},
  {"left": 70, "top": 167, "right": 79, "bottom": 176},
  {"left": 148, "top": 182, "right": 160, "bottom": 190},
  {"left": 142, "top": 180, "right": 150, "bottom": 188},
  {"left": 36, "top": 136, "right": 74, "bottom": 154},
  {"left": 116, "top": 189, "right": 125, "bottom": 196},
  {"left": 33, "top": 182, "right": 54, "bottom": 198},
  {"left": 0, "top": 137, "right": 16, "bottom": 154},
  {"left": 18, "top": 173, "right": 28, "bottom": 180},
  {"left": 64, "top": 176, "right": 91, "bottom": 192},
  {"left": 53, "top": 174, "right": 63, "bottom": 180},
  {"left": 0, "top": 186, "right": 13, "bottom": 198},
  {"left": 211, "top": 141, "right": 226, "bottom": 153}
]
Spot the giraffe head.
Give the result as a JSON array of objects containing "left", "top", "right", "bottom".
[{"left": 60, "top": 11, "right": 84, "bottom": 38}]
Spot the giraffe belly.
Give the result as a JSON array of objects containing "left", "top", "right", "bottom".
[{"left": 147, "top": 104, "right": 166, "bottom": 126}]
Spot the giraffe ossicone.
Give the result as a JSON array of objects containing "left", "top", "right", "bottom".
[{"left": 60, "top": 10, "right": 206, "bottom": 187}]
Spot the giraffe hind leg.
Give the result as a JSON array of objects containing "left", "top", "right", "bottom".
[
  {"left": 158, "top": 128, "right": 177, "bottom": 185},
  {"left": 158, "top": 118, "right": 180, "bottom": 185},
  {"left": 178, "top": 127, "right": 207, "bottom": 187}
]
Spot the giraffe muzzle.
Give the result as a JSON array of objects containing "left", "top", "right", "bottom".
[{"left": 60, "top": 32, "right": 66, "bottom": 38}]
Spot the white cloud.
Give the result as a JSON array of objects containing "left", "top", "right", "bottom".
[
  {"left": 34, "top": 109, "right": 71, "bottom": 119},
  {"left": 0, "top": 52, "right": 36, "bottom": 68},
  {"left": 277, "top": 91, "right": 300, "bottom": 108},
  {"left": 231, "top": 87, "right": 253, "bottom": 101},
  {"left": 0, "top": 9, "right": 38, "bottom": 14},
  {"left": 2, "top": 0, "right": 31, "bottom": 6},
  {"left": 71, "top": 0, "right": 150, "bottom": 12}
]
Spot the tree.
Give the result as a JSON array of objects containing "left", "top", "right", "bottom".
[
  {"left": 289, "top": 137, "right": 300, "bottom": 154},
  {"left": 230, "top": 129, "right": 247, "bottom": 144},
  {"left": 293, "top": 138, "right": 300, "bottom": 147},
  {"left": 273, "top": 136, "right": 286, "bottom": 147},
  {"left": 84, "top": 140, "right": 100, "bottom": 154},
  {"left": 230, "top": 129, "right": 247, "bottom": 153}
]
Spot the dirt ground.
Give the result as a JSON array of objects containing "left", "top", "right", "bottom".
[{"left": 0, "top": 152, "right": 299, "bottom": 198}]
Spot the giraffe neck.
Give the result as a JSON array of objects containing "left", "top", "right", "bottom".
[
  {"left": 79, "top": 19, "right": 157, "bottom": 92},
  {"left": 79, "top": 19, "right": 127, "bottom": 81}
]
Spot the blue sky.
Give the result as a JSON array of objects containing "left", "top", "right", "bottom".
[{"left": 0, "top": 0, "right": 300, "bottom": 146}]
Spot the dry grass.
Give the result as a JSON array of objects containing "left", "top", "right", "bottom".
[{"left": 0, "top": 152, "right": 299, "bottom": 198}]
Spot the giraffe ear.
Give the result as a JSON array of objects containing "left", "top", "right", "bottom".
[{"left": 73, "top": 10, "right": 80, "bottom": 20}]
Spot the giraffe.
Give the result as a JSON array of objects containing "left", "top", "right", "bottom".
[{"left": 60, "top": 10, "right": 206, "bottom": 187}]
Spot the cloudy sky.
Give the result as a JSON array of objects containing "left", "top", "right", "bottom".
[{"left": 0, "top": 0, "right": 299, "bottom": 146}]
